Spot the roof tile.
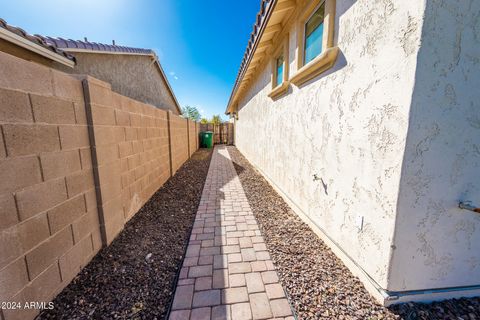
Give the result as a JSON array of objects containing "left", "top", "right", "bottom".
[
  {"left": 227, "top": 0, "right": 277, "bottom": 111},
  {"left": 39, "top": 36, "right": 154, "bottom": 56},
  {"left": 0, "top": 18, "right": 76, "bottom": 63}
]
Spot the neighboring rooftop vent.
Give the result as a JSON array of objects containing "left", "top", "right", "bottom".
[{"left": 112, "top": 40, "right": 116, "bottom": 45}]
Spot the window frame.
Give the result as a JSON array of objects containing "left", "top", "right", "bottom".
[
  {"left": 303, "top": 1, "right": 325, "bottom": 65},
  {"left": 268, "top": 36, "right": 290, "bottom": 99},
  {"left": 275, "top": 54, "right": 285, "bottom": 87},
  {"left": 291, "top": 0, "right": 338, "bottom": 86}
]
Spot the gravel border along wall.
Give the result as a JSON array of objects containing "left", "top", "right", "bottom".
[
  {"left": 227, "top": 146, "right": 480, "bottom": 320},
  {"left": 38, "top": 149, "right": 212, "bottom": 320}
]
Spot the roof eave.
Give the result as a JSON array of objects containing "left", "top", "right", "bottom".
[
  {"left": 151, "top": 53, "right": 183, "bottom": 115},
  {"left": 62, "top": 48, "right": 182, "bottom": 115},
  {"left": 61, "top": 47, "right": 154, "bottom": 56},
  {"left": 225, "top": 0, "right": 278, "bottom": 115},
  {"left": 0, "top": 27, "right": 75, "bottom": 68}
]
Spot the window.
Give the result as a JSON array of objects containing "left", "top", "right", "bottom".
[
  {"left": 268, "top": 36, "right": 290, "bottom": 99},
  {"left": 275, "top": 55, "right": 285, "bottom": 87},
  {"left": 304, "top": 3, "right": 325, "bottom": 64},
  {"left": 291, "top": 0, "right": 338, "bottom": 86}
]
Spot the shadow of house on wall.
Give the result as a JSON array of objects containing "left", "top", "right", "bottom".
[{"left": 387, "top": 0, "right": 480, "bottom": 295}]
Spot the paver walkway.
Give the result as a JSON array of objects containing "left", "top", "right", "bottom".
[{"left": 169, "top": 146, "right": 294, "bottom": 320}]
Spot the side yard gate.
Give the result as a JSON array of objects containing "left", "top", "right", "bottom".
[{"left": 200, "top": 123, "right": 234, "bottom": 145}]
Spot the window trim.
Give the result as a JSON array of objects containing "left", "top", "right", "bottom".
[
  {"left": 291, "top": 0, "right": 338, "bottom": 86},
  {"left": 303, "top": 1, "right": 325, "bottom": 65},
  {"left": 275, "top": 55, "right": 285, "bottom": 87},
  {"left": 268, "top": 36, "right": 290, "bottom": 99}
]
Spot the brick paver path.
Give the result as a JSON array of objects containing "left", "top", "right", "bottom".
[{"left": 169, "top": 146, "right": 294, "bottom": 320}]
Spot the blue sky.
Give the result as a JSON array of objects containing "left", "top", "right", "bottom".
[{"left": 1, "top": 0, "right": 260, "bottom": 119}]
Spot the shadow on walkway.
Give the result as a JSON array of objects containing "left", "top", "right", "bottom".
[{"left": 169, "top": 145, "right": 294, "bottom": 320}]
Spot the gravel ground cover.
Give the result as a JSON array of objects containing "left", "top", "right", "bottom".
[
  {"left": 39, "top": 149, "right": 212, "bottom": 320},
  {"left": 227, "top": 146, "right": 480, "bottom": 320}
]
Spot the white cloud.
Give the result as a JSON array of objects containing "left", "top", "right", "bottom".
[{"left": 169, "top": 71, "right": 179, "bottom": 80}]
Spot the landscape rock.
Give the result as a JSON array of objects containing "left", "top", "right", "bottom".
[
  {"left": 38, "top": 149, "right": 212, "bottom": 320},
  {"left": 228, "top": 146, "right": 480, "bottom": 320}
]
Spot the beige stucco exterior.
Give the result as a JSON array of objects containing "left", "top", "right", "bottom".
[
  {"left": 231, "top": 0, "right": 480, "bottom": 303},
  {"left": 59, "top": 53, "right": 180, "bottom": 114},
  {"left": 389, "top": 0, "right": 480, "bottom": 292}
]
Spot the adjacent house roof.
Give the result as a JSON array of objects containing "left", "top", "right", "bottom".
[
  {"left": 0, "top": 18, "right": 75, "bottom": 67},
  {"left": 38, "top": 36, "right": 182, "bottom": 114},
  {"left": 40, "top": 36, "right": 154, "bottom": 56}
]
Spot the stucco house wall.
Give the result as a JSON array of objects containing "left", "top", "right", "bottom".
[
  {"left": 61, "top": 53, "right": 179, "bottom": 114},
  {"left": 234, "top": 0, "right": 480, "bottom": 301},
  {"left": 236, "top": 0, "right": 424, "bottom": 291},
  {"left": 389, "top": 0, "right": 480, "bottom": 292}
]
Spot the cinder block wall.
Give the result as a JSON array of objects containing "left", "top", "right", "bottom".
[
  {"left": 85, "top": 77, "right": 188, "bottom": 243},
  {"left": 0, "top": 52, "right": 101, "bottom": 320},
  {"left": 0, "top": 51, "right": 199, "bottom": 320}
]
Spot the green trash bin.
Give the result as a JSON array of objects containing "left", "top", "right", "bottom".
[{"left": 200, "top": 131, "right": 213, "bottom": 148}]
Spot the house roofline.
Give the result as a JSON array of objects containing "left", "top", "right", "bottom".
[
  {"left": 150, "top": 53, "right": 183, "bottom": 115},
  {"left": 0, "top": 24, "right": 75, "bottom": 68},
  {"left": 59, "top": 47, "right": 182, "bottom": 115},
  {"left": 56, "top": 48, "right": 154, "bottom": 56},
  {"left": 225, "top": 0, "right": 277, "bottom": 115},
  {"left": 41, "top": 36, "right": 154, "bottom": 55}
]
